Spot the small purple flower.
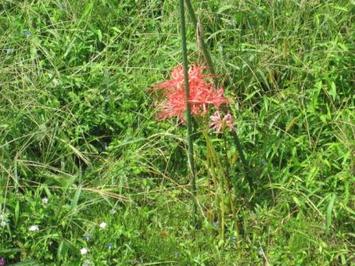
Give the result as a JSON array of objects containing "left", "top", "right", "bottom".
[
  {"left": 229, "top": 235, "right": 237, "bottom": 242},
  {"left": 83, "top": 232, "right": 92, "bottom": 241},
  {"left": 23, "top": 30, "right": 32, "bottom": 38},
  {"left": 0, "top": 257, "right": 6, "bottom": 266}
]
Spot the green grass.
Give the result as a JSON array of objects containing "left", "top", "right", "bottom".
[{"left": 0, "top": 0, "right": 354, "bottom": 265}]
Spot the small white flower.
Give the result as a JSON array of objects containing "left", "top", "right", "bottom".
[
  {"left": 0, "top": 213, "right": 9, "bottom": 227},
  {"left": 42, "top": 197, "right": 48, "bottom": 204},
  {"left": 82, "top": 259, "right": 94, "bottom": 266},
  {"left": 99, "top": 222, "right": 107, "bottom": 229},
  {"left": 0, "top": 220, "right": 8, "bottom": 227},
  {"left": 6, "top": 48, "right": 15, "bottom": 54},
  {"left": 29, "top": 225, "right": 39, "bottom": 232},
  {"left": 80, "top": 247, "right": 89, "bottom": 255}
]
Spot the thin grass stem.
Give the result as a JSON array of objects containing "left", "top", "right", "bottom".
[{"left": 179, "top": 0, "right": 198, "bottom": 225}]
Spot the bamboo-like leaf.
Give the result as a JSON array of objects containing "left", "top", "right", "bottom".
[{"left": 326, "top": 193, "right": 336, "bottom": 231}]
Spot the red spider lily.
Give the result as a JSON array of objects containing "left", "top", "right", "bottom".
[
  {"left": 154, "top": 64, "right": 228, "bottom": 121},
  {"left": 209, "top": 111, "right": 234, "bottom": 133}
]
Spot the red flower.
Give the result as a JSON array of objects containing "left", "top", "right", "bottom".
[{"left": 154, "top": 65, "right": 228, "bottom": 121}]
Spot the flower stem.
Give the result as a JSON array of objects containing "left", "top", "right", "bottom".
[
  {"left": 179, "top": 0, "right": 198, "bottom": 225},
  {"left": 184, "top": 0, "right": 253, "bottom": 189}
]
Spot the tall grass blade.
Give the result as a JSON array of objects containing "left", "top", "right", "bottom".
[{"left": 179, "top": 0, "right": 198, "bottom": 225}]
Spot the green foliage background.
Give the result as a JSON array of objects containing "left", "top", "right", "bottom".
[{"left": 0, "top": 0, "right": 353, "bottom": 265}]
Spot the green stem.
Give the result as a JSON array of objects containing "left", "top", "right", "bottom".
[
  {"left": 179, "top": 0, "right": 198, "bottom": 225},
  {"left": 231, "top": 129, "right": 253, "bottom": 188},
  {"left": 184, "top": 0, "right": 253, "bottom": 189}
]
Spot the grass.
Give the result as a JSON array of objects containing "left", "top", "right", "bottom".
[{"left": 0, "top": 0, "right": 354, "bottom": 265}]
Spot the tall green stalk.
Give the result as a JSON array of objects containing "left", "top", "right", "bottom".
[
  {"left": 179, "top": 0, "right": 198, "bottom": 224},
  {"left": 184, "top": 0, "right": 253, "bottom": 189}
]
